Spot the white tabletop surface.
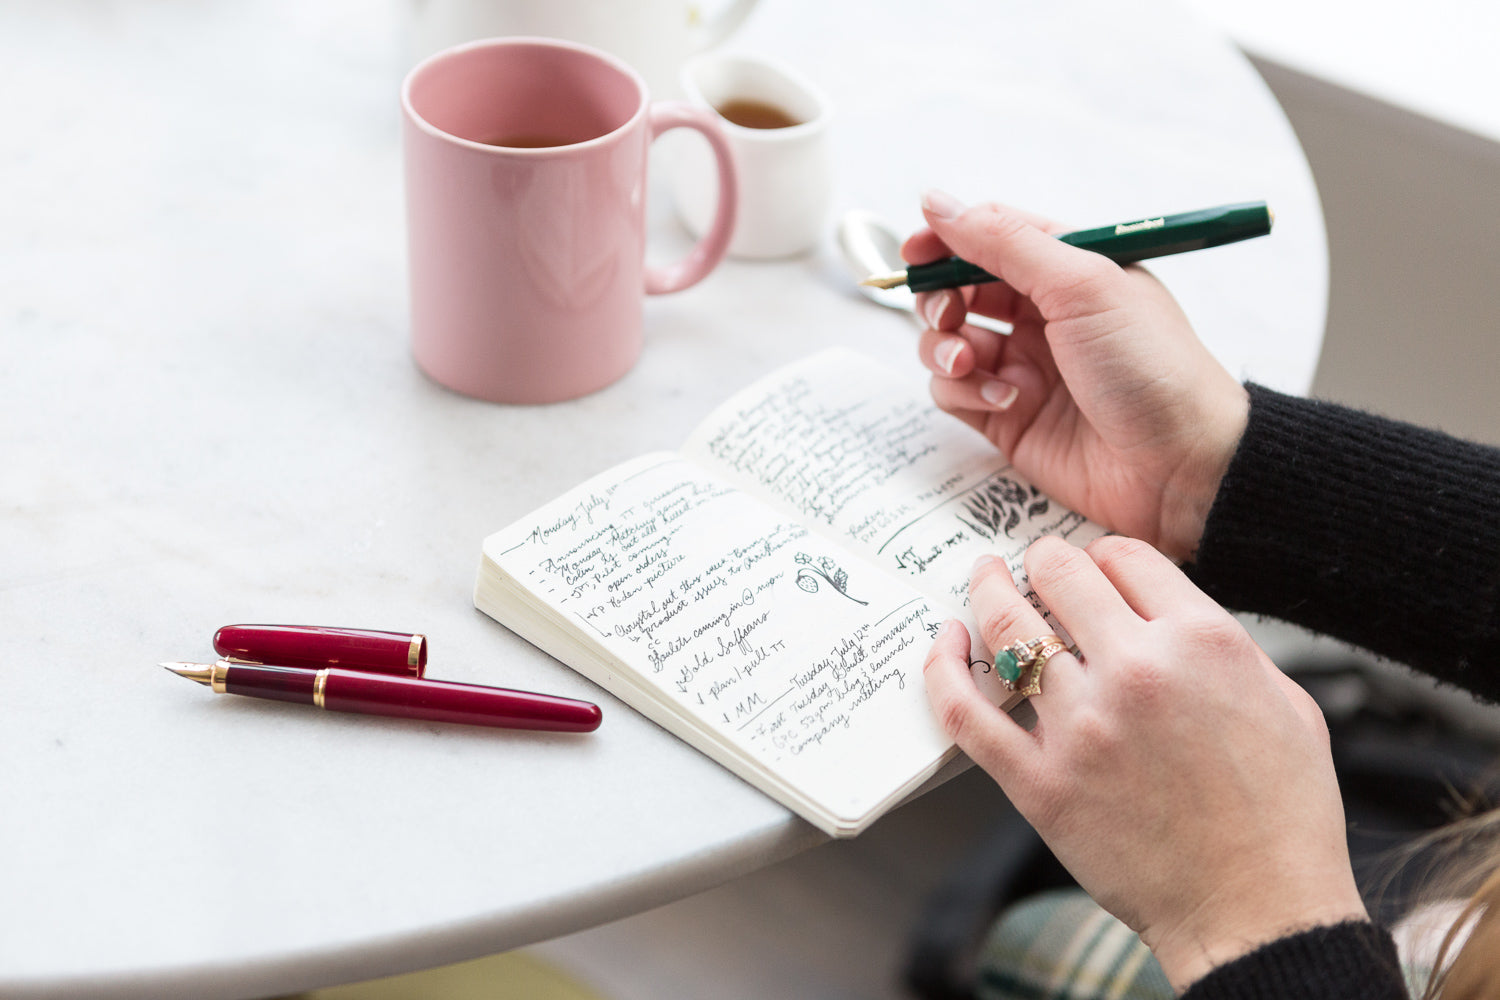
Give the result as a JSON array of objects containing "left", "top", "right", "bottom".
[
  {"left": 0, "top": 2, "right": 1325, "bottom": 997},
  {"left": 1178, "top": 0, "right": 1500, "bottom": 143}
]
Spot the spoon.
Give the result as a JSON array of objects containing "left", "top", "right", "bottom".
[{"left": 836, "top": 210, "right": 1009, "bottom": 334}]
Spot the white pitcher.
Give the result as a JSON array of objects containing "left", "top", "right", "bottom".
[{"left": 408, "top": 0, "right": 761, "bottom": 97}]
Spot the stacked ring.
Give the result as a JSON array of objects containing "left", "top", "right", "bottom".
[{"left": 996, "top": 633, "right": 1070, "bottom": 697}]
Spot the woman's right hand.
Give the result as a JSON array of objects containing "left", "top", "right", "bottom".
[{"left": 906, "top": 191, "right": 1249, "bottom": 562}]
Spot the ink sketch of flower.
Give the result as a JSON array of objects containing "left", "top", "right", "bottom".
[{"left": 793, "top": 551, "right": 868, "bottom": 606}]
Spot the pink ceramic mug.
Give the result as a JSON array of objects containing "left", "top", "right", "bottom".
[{"left": 402, "top": 37, "right": 738, "bottom": 403}]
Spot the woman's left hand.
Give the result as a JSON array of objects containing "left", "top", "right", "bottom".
[{"left": 923, "top": 536, "right": 1368, "bottom": 991}]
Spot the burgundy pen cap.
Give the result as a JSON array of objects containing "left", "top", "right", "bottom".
[{"left": 213, "top": 625, "right": 427, "bottom": 678}]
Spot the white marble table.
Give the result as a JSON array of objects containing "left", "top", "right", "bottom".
[
  {"left": 1179, "top": 0, "right": 1500, "bottom": 143},
  {"left": 0, "top": 2, "right": 1324, "bottom": 997}
]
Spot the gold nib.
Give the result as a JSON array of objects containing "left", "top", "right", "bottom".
[
  {"left": 859, "top": 270, "right": 909, "bottom": 290},
  {"left": 161, "top": 661, "right": 215, "bottom": 685}
]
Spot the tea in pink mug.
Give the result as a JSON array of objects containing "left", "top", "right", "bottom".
[{"left": 402, "top": 38, "right": 738, "bottom": 403}]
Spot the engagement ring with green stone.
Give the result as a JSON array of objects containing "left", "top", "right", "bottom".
[{"left": 996, "top": 634, "right": 1069, "bottom": 698}]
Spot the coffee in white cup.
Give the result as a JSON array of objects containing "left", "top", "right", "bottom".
[{"left": 672, "top": 53, "right": 833, "bottom": 260}]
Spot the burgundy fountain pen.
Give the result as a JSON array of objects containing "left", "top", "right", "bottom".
[{"left": 161, "top": 660, "right": 602, "bottom": 733}]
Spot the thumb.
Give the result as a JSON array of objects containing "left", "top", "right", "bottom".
[{"left": 921, "top": 190, "right": 1122, "bottom": 322}]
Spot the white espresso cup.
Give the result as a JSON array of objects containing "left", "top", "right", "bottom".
[{"left": 671, "top": 53, "right": 833, "bottom": 260}]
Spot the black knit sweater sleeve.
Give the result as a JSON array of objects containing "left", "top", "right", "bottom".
[
  {"left": 1181, "top": 921, "right": 1407, "bottom": 1000},
  {"left": 1187, "top": 384, "right": 1500, "bottom": 700}
]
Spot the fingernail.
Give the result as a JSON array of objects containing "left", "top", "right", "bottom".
[
  {"left": 971, "top": 554, "right": 999, "bottom": 576},
  {"left": 922, "top": 289, "right": 954, "bottom": 329},
  {"left": 922, "top": 188, "right": 966, "bottom": 221},
  {"left": 925, "top": 620, "right": 963, "bottom": 669},
  {"left": 980, "top": 380, "right": 1020, "bottom": 410},
  {"left": 934, "top": 338, "right": 962, "bottom": 375}
]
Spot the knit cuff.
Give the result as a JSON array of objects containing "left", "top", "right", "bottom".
[
  {"left": 1181, "top": 921, "right": 1405, "bottom": 1000},
  {"left": 1187, "top": 384, "right": 1500, "bottom": 687}
]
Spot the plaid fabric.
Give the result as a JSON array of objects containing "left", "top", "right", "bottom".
[
  {"left": 978, "top": 889, "right": 1441, "bottom": 1000},
  {"left": 976, "top": 890, "right": 1172, "bottom": 1000}
]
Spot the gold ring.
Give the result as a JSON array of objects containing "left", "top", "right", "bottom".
[{"left": 997, "top": 634, "right": 1070, "bottom": 697}]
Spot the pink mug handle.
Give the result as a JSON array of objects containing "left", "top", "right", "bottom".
[{"left": 644, "top": 103, "right": 738, "bottom": 295}]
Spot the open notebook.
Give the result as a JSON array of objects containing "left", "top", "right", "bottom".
[{"left": 476, "top": 349, "right": 1103, "bottom": 836}]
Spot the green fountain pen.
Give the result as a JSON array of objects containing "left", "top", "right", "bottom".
[{"left": 861, "top": 200, "right": 1273, "bottom": 293}]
